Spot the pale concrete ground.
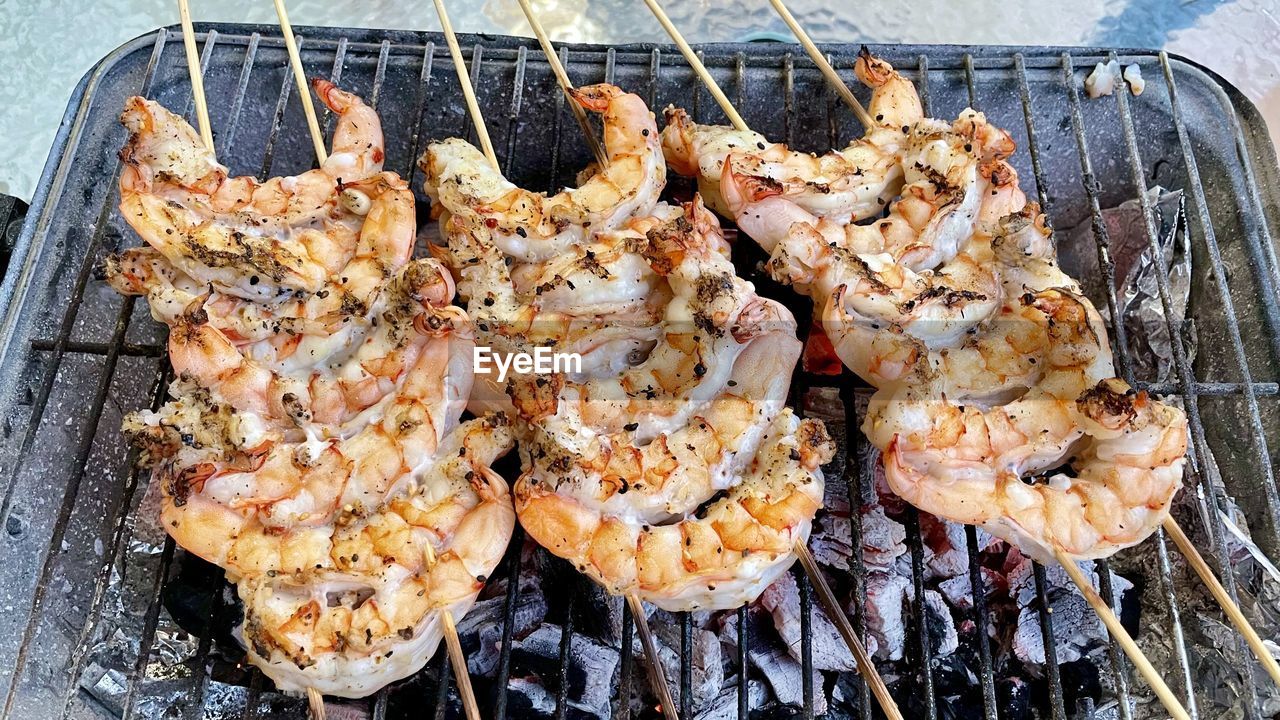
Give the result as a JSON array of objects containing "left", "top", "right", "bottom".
[{"left": 0, "top": 0, "right": 1277, "bottom": 201}]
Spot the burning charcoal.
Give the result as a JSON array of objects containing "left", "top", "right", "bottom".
[
  {"left": 692, "top": 679, "right": 770, "bottom": 720},
  {"left": 1009, "top": 559, "right": 1133, "bottom": 666},
  {"left": 922, "top": 589, "right": 959, "bottom": 657},
  {"left": 863, "top": 571, "right": 910, "bottom": 661},
  {"left": 996, "top": 677, "right": 1032, "bottom": 720},
  {"left": 637, "top": 610, "right": 723, "bottom": 712},
  {"left": 810, "top": 514, "right": 855, "bottom": 570},
  {"left": 921, "top": 517, "right": 971, "bottom": 581},
  {"left": 747, "top": 642, "right": 827, "bottom": 714},
  {"left": 862, "top": 504, "right": 908, "bottom": 569},
  {"left": 456, "top": 577, "right": 549, "bottom": 677},
  {"left": 505, "top": 676, "right": 558, "bottom": 717},
  {"left": 760, "top": 571, "right": 857, "bottom": 671},
  {"left": 938, "top": 568, "right": 999, "bottom": 611},
  {"left": 510, "top": 624, "right": 620, "bottom": 719}
]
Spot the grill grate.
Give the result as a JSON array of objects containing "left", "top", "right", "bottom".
[{"left": 0, "top": 23, "right": 1278, "bottom": 720}]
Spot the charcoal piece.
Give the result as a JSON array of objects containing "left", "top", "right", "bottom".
[
  {"left": 996, "top": 677, "right": 1033, "bottom": 720},
  {"left": 746, "top": 641, "right": 827, "bottom": 715},
  {"left": 1059, "top": 659, "right": 1103, "bottom": 714},
  {"left": 692, "top": 679, "right": 769, "bottom": 720},
  {"left": 456, "top": 580, "right": 549, "bottom": 677},
  {"left": 922, "top": 589, "right": 959, "bottom": 658},
  {"left": 504, "top": 676, "right": 557, "bottom": 718},
  {"left": 510, "top": 624, "right": 620, "bottom": 718},
  {"left": 862, "top": 571, "right": 910, "bottom": 661},
  {"left": 760, "top": 571, "right": 857, "bottom": 672}
]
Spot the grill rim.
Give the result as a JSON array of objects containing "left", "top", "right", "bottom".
[{"left": 0, "top": 22, "right": 1277, "bottom": 720}]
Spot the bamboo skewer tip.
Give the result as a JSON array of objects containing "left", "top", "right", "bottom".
[
  {"left": 513, "top": 0, "right": 608, "bottom": 169},
  {"left": 764, "top": 0, "right": 875, "bottom": 131},
  {"left": 176, "top": 0, "right": 215, "bottom": 157},
  {"left": 1052, "top": 545, "right": 1191, "bottom": 720},
  {"left": 273, "top": 0, "right": 328, "bottom": 166},
  {"left": 626, "top": 594, "right": 680, "bottom": 720},
  {"left": 1163, "top": 517, "right": 1280, "bottom": 688},
  {"left": 640, "top": 0, "right": 748, "bottom": 133},
  {"left": 433, "top": 0, "right": 498, "bottom": 169}
]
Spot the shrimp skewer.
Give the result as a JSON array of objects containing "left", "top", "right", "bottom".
[{"left": 506, "top": 199, "right": 835, "bottom": 611}]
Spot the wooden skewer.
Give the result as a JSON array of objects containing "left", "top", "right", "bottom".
[
  {"left": 513, "top": 0, "right": 608, "bottom": 169},
  {"left": 768, "top": 0, "right": 1270, "bottom": 696},
  {"left": 306, "top": 688, "right": 327, "bottom": 720},
  {"left": 437, "top": 5, "right": 676, "bottom": 716},
  {"left": 795, "top": 543, "right": 903, "bottom": 720},
  {"left": 1052, "top": 545, "right": 1191, "bottom": 720},
  {"left": 626, "top": 595, "right": 681, "bottom": 720},
  {"left": 640, "top": 0, "right": 748, "bottom": 133},
  {"left": 1163, "top": 517, "right": 1280, "bottom": 687},
  {"left": 420, "top": 540, "right": 482, "bottom": 720},
  {"left": 175, "top": 6, "right": 337, "bottom": 718},
  {"left": 640, "top": 7, "right": 902, "bottom": 717},
  {"left": 273, "top": 0, "right": 328, "bottom": 165},
  {"left": 177, "top": 0, "right": 215, "bottom": 156},
  {"left": 771, "top": 5, "right": 1274, "bottom": 690},
  {"left": 765, "top": 0, "right": 875, "bottom": 131},
  {"left": 434, "top": 0, "right": 498, "bottom": 168}
]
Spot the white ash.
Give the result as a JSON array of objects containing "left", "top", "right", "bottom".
[
  {"left": 861, "top": 571, "right": 910, "bottom": 661},
  {"left": 760, "top": 571, "right": 858, "bottom": 672},
  {"left": 922, "top": 589, "right": 959, "bottom": 658},
  {"left": 640, "top": 610, "right": 724, "bottom": 713},
  {"left": 692, "top": 680, "right": 770, "bottom": 720},
  {"left": 510, "top": 624, "right": 619, "bottom": 719},
  {"left": 505, "top": 677, "right": 558, "bottom": 716},
  {"left": 748, "top": 640, "right": 827, "bottom": 714},
  {"left": 938, "top": 567, "right": 999, "bottom": 611},
  {"left": 456, "top": 577, "right": 548, "bottom": 677},
  {"left": 1008, "top": 557, "right": 1132, "bottom": 666},
  {"left": 810, "top": 503, "right": 906, "bottom": 573}
]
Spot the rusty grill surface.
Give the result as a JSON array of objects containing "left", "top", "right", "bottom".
[{"left": 0, "top": 23, "right": 1278, "bottom": 720}]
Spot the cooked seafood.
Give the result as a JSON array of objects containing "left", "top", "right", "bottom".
[
  {"left": 118, "top": 80, "right": 394, "bottom": 303},
  {"left": 237, "top": 415, "right": 514, "bottom": 697},
  {"left": 506, "top": 199, "right": 835, "bottom": 610},
  {"left": 422, "top": 83, "right": 666, "bottom": 265},
  {"left": 111, "top": 84, "right": 518, "bottom": 699},
  {"left": 126, "top": 255, "right": 478, "bottom": 572},
  {"left": 662, "top": 48, "right": 922, "bottom": 220}
]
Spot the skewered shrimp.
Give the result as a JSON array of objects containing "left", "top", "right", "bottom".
[
  {"left": 234, "top": 415, "right": 512, "bottom": 697},
  {"left": 126, "top": 259, "right": 477, "bottom": 563},
  {"left": 871, "top": 375, "right": 1188, "bottom": 563},
  {"left": 724, "top": 108, "right": 1016, "bottom": 259},
  {"left": 118, "top": 80, "right": 392, "bottom": 302},
  {"left": 421, "top": 83, "right": 666, "bottom": 264},
  {"left": 509, "top": 198, "right": 836, "bottom": 610},
  {"left": 661, "top": 48, "right": 922, "bottom": 220}
]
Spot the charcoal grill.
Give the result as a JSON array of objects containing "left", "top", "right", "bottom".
[{"left": 0, "top": 22, "right": 1278, "bottom": 720}]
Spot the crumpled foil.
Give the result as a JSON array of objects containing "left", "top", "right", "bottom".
[
  {"left": 1064, "top": 190, "right": 1280, "bottom": 718},
  {"left": 1061, "top": 187, "right": 1194, "bottom": 384}
]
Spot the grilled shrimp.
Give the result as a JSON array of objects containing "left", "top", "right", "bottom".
[
  {"left": 662, "top": 48, "right": 922, "bottom": 220},
  {"left": 725, "top": 108, "right": 1016, "bottom": 259},
  {"left": 125, "top": 266, "right": 476, "bottom": 562},
  {"left": 237, "top": 416, "right": 514, "bottom": 697},
  {"left": 871, "top": 375, "right": 1187, "bottom": 563},
  {"left": 421, "top": 83, "right": 666, "bottom": 264},
  {"left": 118, "top": 80, "right": 393, "bottom": 302},
  {"left": 510, "top": 198, "right": 836, "bottom": 611},
  {"left": 114, "top": 255, "right": 469, "bottom": 436}
]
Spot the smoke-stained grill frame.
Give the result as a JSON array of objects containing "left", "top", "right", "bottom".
[{"left": 0, "top": 23, "right": 1277, "bottom": 720}]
